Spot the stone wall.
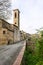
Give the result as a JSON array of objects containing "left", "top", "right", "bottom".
[
  {"left": 0, "top": 19, "right": 20, "bottom": 45},
  {"left": 7, "top": 30, "right": 14, "bottom": 44},
  {"left": 14, "top": 26, "right": 20, "bottom": 42},
  {"left": 0, "top": 28, "right": 8, "bottom": 45},
  {"left": 0, "top": 19, "right": 14, "bottom": 45},
  {"left": 0, "top": 28, "right": 14, "bottom": 45}
]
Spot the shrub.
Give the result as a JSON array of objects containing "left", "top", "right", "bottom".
[{"left": 36, "top": 61, "right": 43, "bottom": 65}]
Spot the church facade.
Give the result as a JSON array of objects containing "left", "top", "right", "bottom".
[{"left": 0, "top": 9, "right": 20, "bottom": 45}]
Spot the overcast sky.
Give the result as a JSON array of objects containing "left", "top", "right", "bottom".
[{"left": 9, "top": 0, "right": 43, "bottom": 34}]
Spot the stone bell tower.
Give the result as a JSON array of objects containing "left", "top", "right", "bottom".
[{"left": 13, "top": 9, "right": 20, "bottom": 29}]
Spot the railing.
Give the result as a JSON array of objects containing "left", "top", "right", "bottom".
[{"left": 13, "top": 41, "right": 26, "bottom": 65}]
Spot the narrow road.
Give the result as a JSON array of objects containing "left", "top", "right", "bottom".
[{"left": 0, "top": 41, "right": 25, "bottom": 65}]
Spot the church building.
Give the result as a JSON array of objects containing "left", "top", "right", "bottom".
[{"left": 0, "top": 9, "right": 20, "bottom": 45}]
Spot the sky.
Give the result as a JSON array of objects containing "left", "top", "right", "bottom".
[{"left": 9, "top": 0, "right": 43, "bottom": 34}]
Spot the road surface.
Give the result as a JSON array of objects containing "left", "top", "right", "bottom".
[{"left": 0, "top": 41, "right": 25, "bottom": 65}]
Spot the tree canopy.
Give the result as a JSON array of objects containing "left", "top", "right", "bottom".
[{"left": 0, "top": 0, "right": 12, "bottom": 20}]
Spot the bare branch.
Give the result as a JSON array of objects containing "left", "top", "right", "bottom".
[{"left": 0, "top": 0, "right": 12, "bottom": 20}]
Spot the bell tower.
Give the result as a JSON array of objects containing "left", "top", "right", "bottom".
[{"left": 13, "top": 9, "right": 20, "bottom": 29}]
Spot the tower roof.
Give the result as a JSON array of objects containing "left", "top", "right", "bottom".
[{"left": 13, "top": 9, "right": 20, "bottom": 13}]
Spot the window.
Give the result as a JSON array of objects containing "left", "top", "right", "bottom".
[
  {"left": 15, "top": 12, "right": 17, "bottom": 18},
  {"left": 3, "top": 31, "right": 6, "bottom": 34},
  {"left": 15, "top": 22, "right": 16, "bottom": 24}
]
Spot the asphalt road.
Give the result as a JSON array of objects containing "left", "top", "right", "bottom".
[{"left": 0, "top": 41, "right": 25, "bottom": 65}]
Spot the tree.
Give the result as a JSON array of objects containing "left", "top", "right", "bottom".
[
  {"left": 0, "top": 0, "right": 12, "bottom": 20},
  {"left": 36, "top": 61, "right": 43, "bottom": 65},
  {"left": 38, "top": 31, "right": 43, "bottom": 60},
  {"left": 40, "top": 30, "right": 43, "bottom": 36}
]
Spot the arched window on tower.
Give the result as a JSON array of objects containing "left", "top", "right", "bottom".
[{"left": 15, "top": 12, "right": 17, "bottom": 18}]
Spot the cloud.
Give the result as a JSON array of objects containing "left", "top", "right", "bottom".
[{"left": 11, "top": 0, "right": 43, "bottom": 34}]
